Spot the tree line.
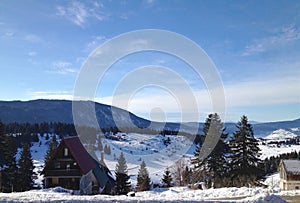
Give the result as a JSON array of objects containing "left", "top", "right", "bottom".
[{"left": 0, "top": 121, "right": 34, "bottom": 192}]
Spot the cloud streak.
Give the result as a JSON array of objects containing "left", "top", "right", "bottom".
[
  {"left": 56, "top": 1, "right": 108, "bottom": 27},
  {"left": 243, "top": 25, "right": 300, "bottom": 56},
  {"left": 95, "top": 73, "right": 299, "bottom": 122},
  {"left": 51, "top": 61, "right": 77, "bottom": 75}
]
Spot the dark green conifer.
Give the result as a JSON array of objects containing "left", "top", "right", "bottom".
[
  {"left": 162, "top": 168, "right": 173, "bottom": 187},
  {"left": 115, "top": 152, "right": 131, "bottom": 195},
  {"left": 18, "top": 143, "right": 34, "bottom": 191},
  {"left": 229, "top": 115, "right": 262, "bottom": 186},
  {"left": 136, "top": 160, "right": 151, "bottom": 191}
]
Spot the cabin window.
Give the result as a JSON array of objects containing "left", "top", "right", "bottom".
[
  {"left": 54, "top": 161, "right": 60, "bottom": 169},
  {"left": 66, "top": 164, "right": 70, "bottom": 171},
  {"left": 64, "top": 148, "right": 68, "bottom": 156}
]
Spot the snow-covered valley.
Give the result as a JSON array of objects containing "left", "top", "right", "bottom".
[{"left": 1, "top": 128, "right": 300, "bottom": 202}]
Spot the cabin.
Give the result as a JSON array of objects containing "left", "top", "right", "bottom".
[
  {"left": 42, "top": 136, "right": 115, "bottom": 195},
  {"left": 279, "top": 159, "right": 300, "bottom": 190}
]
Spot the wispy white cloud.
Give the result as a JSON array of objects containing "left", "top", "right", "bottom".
[
  {"left": 56, "top": 1, "right": 108, "bottom": 27},
  {"left": 94, "top": 72, "right": 299, "bottom": 122},
  {"left": 28, "top": 51, "right": 37, "bottom": 56},
  {"left": 85, "top": 35, "right": 107, "bottom": 52},
  {"left": 4, "top": 31, "right": 15, "bottom": 37},
  {"left": 24, "top": 34, "right": 42, "bottom": 43},
  {"left": 243, "top": 25, "right": 300, "bottom": 56},
  {"left": 146, "top": 0, "right": 155, "bottom": 5},
  {"left": 224, "top": 75, "right": 300, "bottom": 107},
  {"left": 51, "top": 61, "right": 77, "bottom": 75}
]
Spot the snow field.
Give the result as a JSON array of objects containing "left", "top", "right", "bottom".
[
  {"left": 0, "top": 186, "right": 287, "bottom": 202},
  {"left": 2, "top": 129, "right": 300, "bottom": 202}
]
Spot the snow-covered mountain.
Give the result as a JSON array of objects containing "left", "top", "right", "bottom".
[
  {"left": 265, "top": 129, "right": 298, "bottom": 140},
  {"left": 0, "top": 99, "right": 299, "bottom": 137}
]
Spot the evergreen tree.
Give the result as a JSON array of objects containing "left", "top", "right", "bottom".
[
  {"left": 18, "top": 143, "right": 34, "bottom": 191},
  {"left": 97, "top": 136, "right": 103, "bottom": 151},
  {"left": 191, "top": 143, "right": 201, "bottom": 167},
  {"left": 1, "top": 135, "right": 18, "bottom": 192},
  {"left": 182, "top": 166, "right": 192, "bottom": 186},
  {"left": 115, "top": 152, "right": 131, "bottom": 195},
  {"left": 0, "top": 120, "right": 5, "bottom": 164},
  {"left": 44, "top": 135, "right": 58, "bottom": 164},
  {"left": 107, "top": 146, "right": 111, "bottom": 155},
  {"left": 192, "top": 113, "right": 228, "bottom": 188},
  {"left": 162, "top": 168, "right": 173, "bottom": 187},
  {"left": 229, "top": 115, "right": 262, "bottom": 186},
  {"left": 136, "top": 160, "right": 151, "bottom": 191}
]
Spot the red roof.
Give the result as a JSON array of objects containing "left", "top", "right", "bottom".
[
  {"left": 64, "top": 136, "right": 96, "bottom": 174},
  {"left": 42, "top": 136, "right": 96, "bottom": 175}
]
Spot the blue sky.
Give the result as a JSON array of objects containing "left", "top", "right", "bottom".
[{"left": 0, "top": 0, "right": 299, "bottom": 122}]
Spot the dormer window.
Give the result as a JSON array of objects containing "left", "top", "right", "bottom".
[{"left": 64, "top": 148, "right": 68, "bottom": 156}]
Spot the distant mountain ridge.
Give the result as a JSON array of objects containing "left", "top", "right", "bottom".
[{"left": 0, "top": 99, "right": 299, "bottom": 137}]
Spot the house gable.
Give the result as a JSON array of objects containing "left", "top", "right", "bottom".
[
  {"left": 42, "top": 136, "right": 115, "bottom": 194},
  {"left": 43, "top": 136, "right": 96, "bottom": 175},
  {"left": 279, "top": 159, "right": 300, "bottom": 190}
]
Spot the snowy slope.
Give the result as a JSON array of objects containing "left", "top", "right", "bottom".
[
  {"left": 100, "top": 133, "right": 195, "bottom": 185},
  {"left": 265, "top": 129, "right": 297, "bottom": 140},
  {"left": 259, "top": 144, "right": 300, "bottom": 160},
  {"left": 3, "top": 129, "right": 300, "bottom": 202},
  {"left": 26, "top": 129, "right": 300, "bottom": 187}
]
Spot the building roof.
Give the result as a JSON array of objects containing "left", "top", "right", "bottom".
[
  {"left": 282, "top": 159, "right": 300, "bottom": 175},
  {"left": 43, "top": 136, "right": 115, "bottom": 189},
  {"left": 63, "top": 136, "right": 96, "bottom": 174}
]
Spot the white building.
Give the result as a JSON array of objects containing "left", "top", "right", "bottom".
[{"left": 279, "top": 159, "right": 300, "bottom": 190}]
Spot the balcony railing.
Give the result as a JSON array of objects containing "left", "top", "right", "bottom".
[{"left": 44, "top": 169, "right": 81, "bottom": 177}]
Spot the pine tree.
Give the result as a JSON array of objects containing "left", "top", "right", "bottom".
[
  {"left": 136, "top": 160, "right": 151, "bottom": 191},
  {"left": 162, "top": 168, "right": 173, "bottom": 187},
  {"left": 192, "top": 113, "right": 228, "bottom": 188},
  {"left": 115, "top": 152, "right": 131, "bottom": 195},
  {"left": 0, "top": 120, "right": 5, "bottom": 164},
  {"left": 1, "top": 135, "right": 18, "bottom": 192},
  {"left": 182, "top": 166, "right": 192, "bottom": 186},
  {"left": 97, "top": 136, "right": 103, "bottom": 151},
  {"left": 44, "top": 135, "right": 58, "bottom": 164},
  {"left": 191, "top": 143, "right": 201, "bottom": 167},
  {"left": 104, "top": 144, "right": 111, "bottom": 154},
  {"left": 229, "top": 115, "right": 262, "bottom": 186},
  {"left": 18, "top": 143, "right": 34, "bottom": 191}
]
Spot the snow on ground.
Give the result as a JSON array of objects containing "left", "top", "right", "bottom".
[
  {"left": 25, "top": 131, "right": 300, "bottom": 186},
  {"left": 3, "top": 130, "right": 300, "bottom": 202},
  {"left": 259, "top": 144, "right": 300, "bottom": 160},
  {"left": 265, "top": 129, "right": 298, "bottom": 140},
  {"left": 263, "top": 173, "right": 300, "bottom": 197},
  {"left": 25, "top": 133, "right": 60, "bottom": 187},
  {"left": 100, "top": 133, "right": 194, "bottom": 185},
  {"left": 0, "top": 186, "right": 287, "bottom": 203}
]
